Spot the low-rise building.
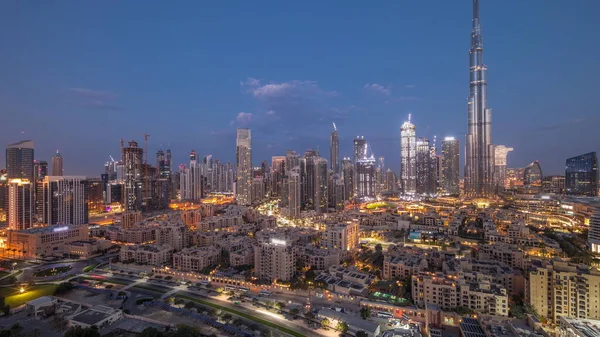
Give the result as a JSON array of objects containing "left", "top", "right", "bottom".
[
  {"left": 155, "top": 223, "right": 190, "bottom": 251},
  {"left": 6, "top": 224, "right": 89, "bottom": 259},
  {"left": 69, "top": 305, "right": 123, "bottom": 329},
  {"left": 254, "top": 238, "right": 295, "bottom": 282},
  {"left": 119, "top": 244, "right": 173, "bottom": 266},
  {"left": 107, "top": 225, "right": 155, "bottom": 244},
  {"left": 173, "top": 246, "right": 221, "bottom": 272},
  {"left": 478, "top": 243, "right": 526, "bottom": 269},
  {"left": 298, "top": 247, "right": 340, "bottom": 271},
  {"left": 65, "top": 239, "right": 112, "bottom": 259},
  {"left": 230, "top": 247, "right": 254, "bottom": 267}
]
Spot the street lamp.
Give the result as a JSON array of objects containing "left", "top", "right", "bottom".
[{"left": 19, "top": 287, "right": 24, "bottom": 294}]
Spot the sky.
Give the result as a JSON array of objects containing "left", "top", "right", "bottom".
[{"left": 1, "top": 0, "right": 599, "bottom": 177}]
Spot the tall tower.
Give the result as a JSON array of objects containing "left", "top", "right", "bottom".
[
  {"left": 7, "top": 179, "right": 33, "bottom": 230},
  {"left": 236, "top": 128, "right": 252, "bottom": 205},
  {"left": 465, "top": 0, "right": 494, "bottom": 197},
  {"left": 416, "top": 138, "right": 432, "bottom": 195},
  {"left": 400, "top": 115, "right": 416, "bottom": 194},
  {"left": 122, "top": 140, "right": 143, "bottom": 211},
  {"left": 353, "top": 137, "right": 367, "bottom": 163},
  {"left": 42, "top": 176, "right": 89, "bottom": 226},
  {"left": 6, "top": 140, "right": 34, "bottom": 182},
  {"left": 51, "top": 150, "right": 63, "bottom": 176},
  {"left": 330, "top": 123, "right": 340, "bottom": 173},
  {"left": 441, "top": 137, "right": 460, "bottom": 194},
  {"left": 494, "top": 145, "right": 513, "bottom": 189}
]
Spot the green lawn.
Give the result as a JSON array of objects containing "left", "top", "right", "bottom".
[
  {"left": 33, "top": 266, "right": 72, "bottom": 277},
  {"left": 177, "top": 295, "right": 305, "bottom": 337},
  {"left": 82, "top": 264, "right": 98, "bottom": 273},
  {"left": 0, "top": 284, "right": 58, "bottom": 308},
  {"left": 0, "top": 271, "right": 10, "bottom": 278}
]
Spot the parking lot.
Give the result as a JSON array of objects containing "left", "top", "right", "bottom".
[{"left": 0, "top": 310, "right": 63, "bottom": 337}]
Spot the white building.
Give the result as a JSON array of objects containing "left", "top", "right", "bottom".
[
  {"left": 324, "top": 222, "right": 359, "bottom": 251},
  {"left": 236, "top": 128, "right": 252, "bottom": 205},
  {"left": 119, "top": 244, "right": 173, "bottom": 266},
  {"left": 7, "top": 179, "right": 33, "bottom": 230},
  {"left": 400, "top": 115, "right": 416, "bottom": 194}
]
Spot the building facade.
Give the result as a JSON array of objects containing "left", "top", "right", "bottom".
[
  {"left": 236, "top": 128, "right": 252, "bottom": 205},
  {"left": 565, "top": 152, "right": 598, "bottom": 197},
  {"left": 400, "top": 116, "right": 416, "bottom": 194},
  {"left": 42, "top": 176, "right": 89, "bottom": 226}
]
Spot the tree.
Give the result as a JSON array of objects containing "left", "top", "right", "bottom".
[
  {"left": 139, "top": 327, "right": 165, "bottom": 337},
  {"left": 321, "top": 318, "right": 331, "bottom": 329},
  {"left": 375, "top": 244, "right": 383, "bottom": 254},
  {"left": 275, "top": 302, "right": 286, "bottom": 310},
  {"left": 289, "top": 308, "right": 299, "bottom": 316},
  {"left": 9, "top": 324, "right": 22, "bottom": 337},
  {"left": 232, "top": 318, "right": 243, "bottom": 326},
  {"left": 304, "top": 311, "right": 315, "bottom": 320},
  {"left": 54, "top": 282, "right": 75, "bottom": 295},
  {"left": 336, "top": 321, "right": 349, "bottom": 333},
  {"left": 51, "top": 316, "right": 69, "bottom": 331},
  {"left": 305, "top": 269, "right": 316, "bottom": 282},
  {"left": 64, "top": 326, "right": 101, "bottom": 337},
  {"left": 30, "top": 328, "right": 42, "bottom": 337},
  {"left": 356, "top": 330, "right": 369, "bottom": 337},
  {"left": 360, "top": 306, "right": 371, "bottom": 320},
  {"left": 222, "top": 313, "right": 233, "bottom": 323}
]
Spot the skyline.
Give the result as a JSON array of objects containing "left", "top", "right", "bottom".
[{"left": 2, "top": 1, "right": 600, "bottom": 177}]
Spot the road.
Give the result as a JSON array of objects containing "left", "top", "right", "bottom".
[{"left": 92, "top": 273, "right": 339, "bottom": 337}]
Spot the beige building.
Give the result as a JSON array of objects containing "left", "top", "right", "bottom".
[
  {"left": 529, "top": 259, "right": 600, "bottom": 322},
  {"left": 198, "top": 215, "right": 243, "bottom": 231},
  {"left": 6, "top": 224, "right": 89, "bottom": 259},
  {"left": 120, "top": 211, "right": 142, "bottom": 229},
  {"left": 230, "top": 247, "right": 254, "bottom": 267},
  {"left": 383, "top": 255, "right": 428, "bottom": 280},
  {"left": 173, "top": 246, "right": 220, "bottom": 272},
  {"left": 65, "top": 239, "right": 112, "bottom": 259},
  {"left": 181, "top": 209, "right": 201, "bottom": 227},
  {"left": 254, "top": 238, "right": 295, "bottom": 282},
  {"left": 155, "top": 223, "right": 189, "bottom": 251},
  {"left": 119, "top": 244, "right": 173, "bottom": 266},
  {"left": 298, "top": 247, "right": 340, "bottom": 271},
  {"left": 324, "top": 222, "right": 359, "bottom": 251},
  {"left": 412, "top": 272, "right": 509, "bottom": 316},
  {"left": 478, "top": 243, "right": 526, "bottom": 269},
  {"left": 107, "top": 225, "right": 155, "bottom": 244}
]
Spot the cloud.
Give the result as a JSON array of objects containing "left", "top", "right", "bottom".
[
  {"left": 235, "top": 112, "right": 253, "bottom": 125},
  {"left": 404, "top": 84, "right": 416, "bottom": 89},
  {"left": 533, "top": 118, "right": 585, "bottom": 132},
  {"left": 239, "top": 77, "right": 342, "bottom": 137},
  {"left": 364, "top": 83, "right": 391, "bottom": 96},
  {"left": 66, "top": 87, "right": 121, "bottom": 110}
]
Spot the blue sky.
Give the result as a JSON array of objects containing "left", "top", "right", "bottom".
[{"left": 1, "top": 0, "right": 599, "bottom": 176}]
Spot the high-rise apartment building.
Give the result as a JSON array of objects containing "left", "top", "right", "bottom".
[
  {"left": 254, "top": 239, "right": 295, "bottom": 282},
  {"left": 271, "top": 156, "right": 285, "bottom": 197},
  {"left": 416, "top": 138, "right": 434, "bottom": 195},
  {"left": 42, "top": 176, "right": 89, "bottom": 226},
  {"left": 464, "top": 0, "right": 495, "bottom": 197},
  {"left": 356, "top": 157, "right": 376, "bottom": 199},
  {"left": 51, "top": 151, "right": 63, "bottom": 176},
  {"left": 494, "top": 145, "right": 513, "bottom": 189},
  {"left": 330, "top": 123, "right": 340, "bottom": 174},
  {"left": 236, "top": 128, "right": 252, "bottom": 205},
  {"left": 8, "top": 179, "right": 33, "bottom": 230},
  {"left": 122, "top": 140, "right": 143, "bottom": 211},
  {"left": 400, "top": 116, "right": 416, "bottom": 194},
  {"left": 34, "top": 160, "right": 48, "bottom": 182},
  {"left": 441, "top": 137, "right": 460, "bottom": 194},
  {"left": 565, "top": 152, "right": 598, "bottom": 197},
  {"left": 6, "top": 140, "right": 34, "bottom": 182},
  {"left": 287, "top": 170, "right": 301, "bottom": 218},
  {"left": 589, "top": 211, "right": 600, "bottom": 254},
  {"left": 252, "top": 176, "right": 265, "bottom": 203},
  {"left": 385, "top": 169, "right": 397, "bottom": 192},
  {"left": 353, "top": 136, "right": 367, "bottom": 164},
  {"left": 342, "top": 158, "right": 354, "bottom": 201}
]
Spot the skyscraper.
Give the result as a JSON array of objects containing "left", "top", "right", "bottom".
[
  {"left": 494, "top": 145, "right": 513, "bottom": 189},
  {"left": 6, "top": 140, "right": 34, "bottom": 182},
  {"left": 356, "top": 157, "right": 376, "bottom": 198},
  {"left": 353, "top": 136, "right": 367, "bottom": 163},
  {"left": 464, "top": 0, "right": 495, "bottom": 197},
  {"left": 51, "top": 150, "right": 63, "bottom": 176},
  {"left": 236, "top": 128, "right": 252, "bottom": 205},
  {"left": 330, "top": 123, "right": 340, "bottom": 173},
  {"left": 416, "top": 138, "right": 433, "bottom": 195},
  {"left": 441, "top": 137, "right": 460, "bottom": 195},
  {"left": 523, "top": 161, "right": 543, "bottom": 188},
  {"left": 342, "top": 158, "right": 354, "bottom": 201},
  {"left": 565, "top": 152, "right": 598, "bottom": 197},
  {"left": 42, "top": 176, "right": 89, "bottom": 226},
  {"left": 7, "top": 179, "right": 33, "bottom": 230},
  {"left": 122, "top": 140, "right": 143, "bottom": 211},
  {"left": 400, "top": 115, "right": 416, "bottom": 194},
  {"left": 287, "top": 170, "right": 301, "bottom": 218}
]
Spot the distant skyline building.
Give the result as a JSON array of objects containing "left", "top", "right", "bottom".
[
  {"left": 287, "top": 170, "right": 301, "bottom": 218},
  {"left": 330, "top": 123, "right": 340, "bottom": 174},
  {"left": 122, "top": 140, "right": 144, "bottom": 211},
  {"left": 51, "top": 150, "right": 63, "bottom": 176},
  {"left": 494, "top": 145, "right": 513, "bottom": 189},
  {"left": 7, "top": 179, "right": 33, "bottom": 231},
  {"left": 341, "top": 157, "right": 354, "bottom": 201},
  {"left": 464, "top": 0, "right": 495, "bottom": 197},
  {"left": 236, "top": 128, "right": 252, "bottom": 205},
  {"left": 523, "top": 161, "right": 543, "bottom": 187},
  {"left": 42, "top": 176, "right": 89, "bottom": 226},
  {"left": 353, "top": 136, "right": 367, "bottom": 163},
  {"left": 565, "top": 152, "right": 598, "bottom": 197},
  {"left": 6, "top": 140, "right": 34, "bottom": 182},
  {"left": 356, "top": 156, "right": 376, "bottom": 199},
  {"left": 400, "top": 115, "right": 416, "bottom": 194},
  {"left": 441, "top": 137, "right": 460, "bottom": 194},
  {"left": 416, "top": 137, "right": 432, "bottom": 195}
]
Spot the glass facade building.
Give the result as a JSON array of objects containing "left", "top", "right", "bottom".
[{"left": 565, "top": 152, "right": 598, "bottom": 196}]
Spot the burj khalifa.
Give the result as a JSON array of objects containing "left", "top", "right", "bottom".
[{"left": 465, "top": 0, "right": 495, "bottom": 197}]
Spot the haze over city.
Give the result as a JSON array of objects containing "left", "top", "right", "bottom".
[{"left": 1, "top": 0, "right": 599, "bottom": 176}]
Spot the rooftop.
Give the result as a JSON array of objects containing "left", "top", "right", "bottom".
[{"left": 70, "top": 306, "right": 120, "bottom": 325}]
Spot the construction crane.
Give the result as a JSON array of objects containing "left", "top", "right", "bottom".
[{"left": 144, "top": 133, "right": 150, "bottom": 210}]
